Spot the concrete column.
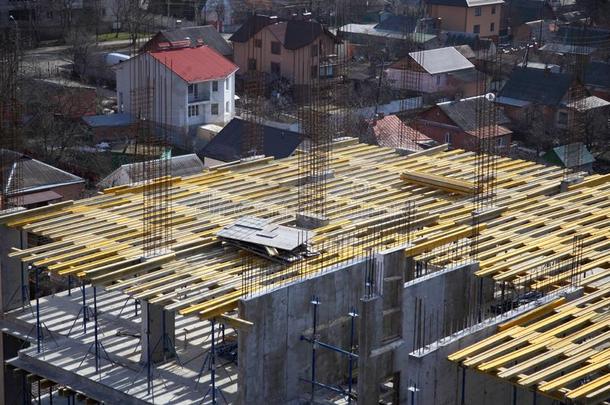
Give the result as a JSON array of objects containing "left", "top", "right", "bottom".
[
  {"left": 357, "top": 295, "right": 382, "bottom": 404},
  {"left": 140, "top": 302, "right": 175, "bottom": 364},
  {"left": 0, "top": 223, "right": 27, "bottom": 314},
  {"left": 1, "top": 332, "right": 24, "bottom": 405}
]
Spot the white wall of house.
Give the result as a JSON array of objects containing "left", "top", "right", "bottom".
[
  {"left": 186, "top": 73, "right": 235, "bottom": 126},
  {"left": 116, "top": 54, "right": 235, "bottom": 133},
  {"left": 386, "top": 68, "right": 449, "bottom": 93}
]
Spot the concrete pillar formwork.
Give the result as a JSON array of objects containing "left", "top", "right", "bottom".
[{"left": 140, "top": 302, "right": 176, "bottom": 365}]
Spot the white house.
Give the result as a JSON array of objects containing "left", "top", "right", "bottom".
[
  {"left": 115, "top": 45, "right": 238, "bottom": 137},
  {"left": 385, "top": 46, "right": 483, "bottom": 98}
]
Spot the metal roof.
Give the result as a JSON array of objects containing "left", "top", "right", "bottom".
[
  {"left": 1, "top": 149, "right": 84, "bottom": 195},
  {"left": 217, "top": 216, "right": 314, "bottom": 252},
  {"left": 409, "top": 47, "right": 474, "bottom": 74},
  {"left": 82, "top": 113, "right": 137, "bottom": 128}
]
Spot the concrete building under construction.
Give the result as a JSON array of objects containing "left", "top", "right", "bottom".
[{"left": 0, "top": 139, "right": 609, "bottom": 404}]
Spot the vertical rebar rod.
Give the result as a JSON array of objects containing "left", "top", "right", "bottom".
[
  {"left": 347, "top": 308, "right": 357, "bottom": 404},
  {"left": 35, "top": 267, "right": 41, "bottom": 353},
  {"left": 146, "top": 302, "right": 152, "bottom": 395},
  {"left": 93, "top": 286, "right": 99, "bottom": 373},
  {"left": 82, "top": 281, "right": 87, "bottom": 334},
  {"left": 210, "top": 319, "right": 217, "bottom": 405},
  {"left": 310, "top": 297, "right": 320, "bottom": 403},
  {"left": 460, "top": 366, "right": 466, "bottom": 405}
]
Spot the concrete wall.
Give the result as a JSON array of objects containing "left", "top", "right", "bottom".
[
  {"left": 237, "top": 246, "right": 498, "bottom": 404},
  {"left": 0, "top": 223, "right": 26, "bottom": 314},
  {"left": 405, "top": 311, "right": 557, "bottom": 405},
  {"left": 238, "top": 259, "right": 368, "bottom": 404}
]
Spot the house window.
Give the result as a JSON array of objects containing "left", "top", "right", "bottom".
[
  {"left": 188, "top": 105, "right": 199, "bottom": 117},
  {"left": 558, "top": 111, "right": 568, "bottom": 125},
  {"left": 491, "top": 5, "right": 496, "bottom": 14},
  {"left": 226, "top": 101, "right": 230, "bottom": 113},
  {"left": 248, "top": 58, "right": 257, "bottom": 71},
  {"left": 474, "top": 6, "right": 482, "bottom": 16},
  {"left": 226, "top": 77, "right": 230, "bottom": 90},
  {"left": 490, "top": 22, "right": 495, "bottom": 32},
  {"left": 46, "top": 10, "right": 53, "bottom": 19},
  {"left": 436, "top": 75, "right": 441, "bottom": 85},
  {"left": 211, "top": 103, "right": 219, "bottom": 115},
  {"left": 271, "top": 62, "right": 281, "bottom": 76},
  {"left": 271, "top": 41, "right": 281, "bottom": 55},
  {"left": 188, "top": 84, "right": 198, "bottom": 99},
  {"left": 496, "top": 136, "right": 505, "bottom": 147},
  {"left": 319, "top": 65, "right": 334, "bottom": 78},
  {"left": 473, "top": 24, "right": 481, "bottom": 34},
  {"left": 212, "top": 81, "right": 218, "bottom": 91},
  {"left": 444, "top": 132, "right": 452, "bottom": 144},
  {"left": 254, "top": 38, "right": 262, "bottom": 48},
  {"left": 311, "top": 43, "right": 318, "bottom": 57},
  {"left": 311, "top": 65, "right": 318, "bottom": 79},
  {"left": 118, "top": 92, "right": 123, "bottom": 112}
]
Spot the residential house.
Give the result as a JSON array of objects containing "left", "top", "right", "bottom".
[
  {"left": 1, "top": 149, "right": 85, "bottom": 208},
  {"left": 539, "top": 25, "right": 610, "bottom": 63},
  {"left": 385, "top": 46, "right": 483, "bottom": 99},
  {"left": 426, "top": 0, "right": 503, "bottom": 39},
  {"left": 82, "top": 113, "right": 138, "bottom": 144},
  {"left": 229, "top": 15, "right": 340, "bottom": 86},
  {"left": 140, "top": 26, "right": 234, "bottom": 59},
  {"left": 441, "top": 32, "right": 496, "bottom": 63},
  {"left": 115, "top": 45, "right": 238, "bottom": 142},
  {"left": 199, "top": 117, "right": 301, "bottom": 166},
  {"left": 496, "top": 64, "right": 585, "bottom": 130},
  {"left": 98, "top": 154, "right": 204, "bottom": 189},
  {"left": 338, "top": 15, "right": 440, "bottom": 59},
  {"left": 543, "top": 142, "right": 595, "bottom": 172},
  {"left": 505, "top": 0, "right": 555, "bottom": 42},
  {"left": 371, "top": 114, "right": 435, "bottom": 152},
  {"left": 414, "top": 95, "right": 512, "bottom": 150},
  {"left": 584, "top": 61, "right": 610, "bottom": 101}
]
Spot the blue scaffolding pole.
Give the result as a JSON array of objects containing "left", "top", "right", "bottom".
[{"left": 300, "top": 297, "right": 359, "bottom": 403}]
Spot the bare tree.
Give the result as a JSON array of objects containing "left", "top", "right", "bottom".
[{"left": 120, "top": 0, "right": 156, "bottom": 47}]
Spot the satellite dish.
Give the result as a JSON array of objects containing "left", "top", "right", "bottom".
[{"left": 485, "top": 93, "right": 496, "bottom": 101}]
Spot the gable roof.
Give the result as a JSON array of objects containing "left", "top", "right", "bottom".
[
  {"left": 374, "top": 15, "right": 419, "bottom": 33},
  {"left": 372, "top": 115, "right": 432, "bottom": 151},
  {"left": 1, "top": 149, "right": 84, "bottom": 195},
  {"left": 584, "top": 61, "right": 610, "bottom": 90},
  {"left": 230, "top": 15, "right": 338, "bottom": 50},
  {"left": 229, "top": 14, "right": 280, "bottom": 43},
  {"left": 98, "top": 154, "right": 204, "bottom": 189},
  {"left": 409, "top": 47, "right": 474, "bottom": 74},
  {"left": 155, "top": 26, "right": 233, "bottom": 56},
  {"left": 427, "top": 0, "right": 503, "bottom": 7},
  {"left": 200, "top": 118, "right": 301, "bottom": 162},
  {"left": 149, "top": 46, "right": 238, "bottom": 83},
  {"left": 436, "top": 96, "right": 512, "bottom": 136},
  {"left": 546, "top": 142, "right": 595, "bottom": 167},
  {"left": 498, "top": 66, "right": 573, "bottom": 106}
]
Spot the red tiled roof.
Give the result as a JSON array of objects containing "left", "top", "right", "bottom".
[
  {"left": 372, "top": 115, "right": 432, "bottom": 151},
  {"left": 149, "top": 46, "right": 238, "bottom": 83}
]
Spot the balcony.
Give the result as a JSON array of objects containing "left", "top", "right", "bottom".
[{"left": 188, "top": 82, "right": 211, "bottom": 103}]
